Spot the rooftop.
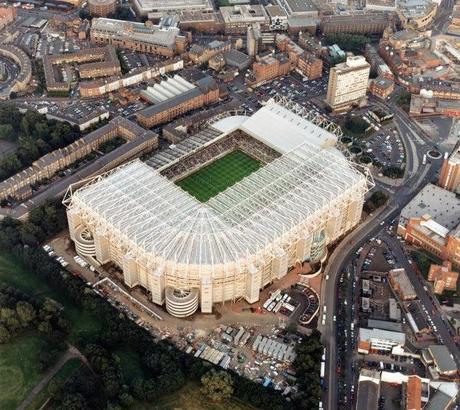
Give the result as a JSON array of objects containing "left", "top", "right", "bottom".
[
  {"left": 219, "top": 5, "right": 268, "bottom": 23},
  {"left": 429, "top": 345, "right": 458, "bottom": 374},
  {"left": 133, "top": 0, "right": 212, "bottom": 14},
  {"left": 359, "top": 327, "right": 406, "bottom": 345},
  {"left": 90, "top": 18, "right": 182, "bottom": 48},
  {"left": 400, "top": 183, "right": 460, "bottom": 231},
  {"left": 276, "top": 0, "right": 318, "bottom": 15}
]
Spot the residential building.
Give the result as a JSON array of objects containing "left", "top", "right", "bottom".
[
  {"left": 43, "top": 46, "right": 121, "bottom": 93},
  {"left": 0, "top": 117, "right": 158, "bottom": 202},
  {"left": 326, "top": 56, "right": 370, "bottom": 112},
  {"left": 369, "top": 76, "right": 395, "bottom": 99},
  {"left": 428, "top": 261, "right": 459, "bottom": 294},
  {"left": 0, "top": 45, "right": 31, "bottom": 94},
  {"left": 0, "top": 6, "right": 16, "bottom": 30},
  {"left": 297, "top": 51, "right": 322, "bottom": 80},
  {"left": 88, "top": 0, "right": 117, "bottom": 17}
]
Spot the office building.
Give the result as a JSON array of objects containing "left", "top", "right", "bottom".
[
  {"left": 220, "top": 5, "right": 269, "bottom": 34},
  {"left": 439, "top": 143, "right": 460, "bottom": 193},
  {"left": 131, "top": 0, "right": 213, "bottom": 19},
  {"left": 90, "top": 18, "right": 188, "bottom": 57},
  {"left": 136, "top": 74, "right": 219, "bottom": 128},
  {"left": 398, "top": 184, "right": 460, "bottom": 268},
  {"left": 326, "top": 56, "right": 370, "bottom": 112}
]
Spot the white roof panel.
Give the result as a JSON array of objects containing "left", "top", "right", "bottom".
[{"left": 239, "top": 103, "right": 338, "bottom": 153}]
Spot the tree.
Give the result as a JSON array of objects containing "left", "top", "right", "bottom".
[
  {"left": 0, "top": 124, "right": 13, "bottom": 140},
  {"left": 0, "top": 324, "right": 11, "bottom": 343},
  {"left": 16, "top": 301, "right": 36, "bottom": 327},
  {"left": 286, "top": 322, "right": 298, "bottom": 334},
  {"left": 200, "top": 369, "right": 234, "bottom": 402},
  {"left": 0, "top": 307, "right": 20, "bottom": 331},
  {"left": 38, "top": 321, "right": 53, "bottom": 335}
]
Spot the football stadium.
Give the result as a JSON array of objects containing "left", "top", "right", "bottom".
[{"left": 64, "top": 100, "right": 373, "bottom": 317}]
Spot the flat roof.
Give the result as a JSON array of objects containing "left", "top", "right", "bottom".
[
  {"left": 425, "top": 390, "right": 453, "bottom": 410},
  {"left": 429, "top": 345, "right": 458, "bottom": 373},
  {"left": 276, "top": 0, "right": 317, "bottom": 14},
  {"left": 400, "top": 183, "right": 460, "bottom": 231},
  {"left": 367, "top": 319, "right": 403, "bottom": 332},
  {"left": 359, "top": 327, "right": 406, "bottom": 345},
  {"left": 356, "top": 380, "right": 380, "bottom": 410},
  {"left": 90, "top": 18, "right": 181, "bottom": 48}
]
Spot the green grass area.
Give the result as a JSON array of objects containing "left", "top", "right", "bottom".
[
  {"left": 0, "top": 335, "right": 49, "bottom": 410},
  {"left": 28, "top": 358, "right": 82, "bottom": 410},
  {"left": 132, "top": 382, "right": 256, "bottom": 410},
  {"left": 176, "top": 150, "right": 260, "bottom": 202},
  {"left": 0, "top": 253, "right": 104, "bottom": 342}
]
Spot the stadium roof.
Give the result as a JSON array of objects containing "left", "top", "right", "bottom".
[
  {"left": 67, "top": 102, "right": 370, "bottom": 267},
  {"left": 213, "top": 103, "right": 338, "bottom": 153},
  {"left": 69, "top": 143, "right": 367, "bottom": 266}
]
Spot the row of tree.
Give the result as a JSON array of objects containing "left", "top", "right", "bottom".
[
  {"left": 363, "top": 190, "right": 389, "bottom": 213},
  {"left": 0, "top": 200, "right": 295, "bottom": 409},
  {"left": 0, "top": 284, "right": 68, "bottom": 343},
  {"left": 0, "top": 106, "right": 82, "bottom": 182},
  {"left": 324, "top": 33, "right": 371, "bottom": 54},
  {"left": 292, "top": 330, "right": 323, "bottom": 409}
]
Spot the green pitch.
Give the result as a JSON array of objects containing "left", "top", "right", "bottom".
[{"left": 176, "top": 150, "right": 261, "bottom": 202}]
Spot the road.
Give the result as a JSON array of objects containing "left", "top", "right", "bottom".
[
  {"left": 432, "top": 0, "right": 455, "bottom": 35},
  {"left": 319, "top": 98, "right": 454, "bottom": 409}
]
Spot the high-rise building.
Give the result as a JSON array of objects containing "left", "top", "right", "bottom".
[
  {"left": 439, "top": 142, "right": 460, "bottom": 193},
  {"left": 326, "top": 56, "right": 370, "bottom": 112}
]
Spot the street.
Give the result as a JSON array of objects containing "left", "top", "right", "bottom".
[{"left": 319, "top": 95, "right": 458, "bottom": 409}]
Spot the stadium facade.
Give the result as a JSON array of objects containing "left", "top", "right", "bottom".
[{"left": 64, "top": 101, "right": 372, "bottom": 317}]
